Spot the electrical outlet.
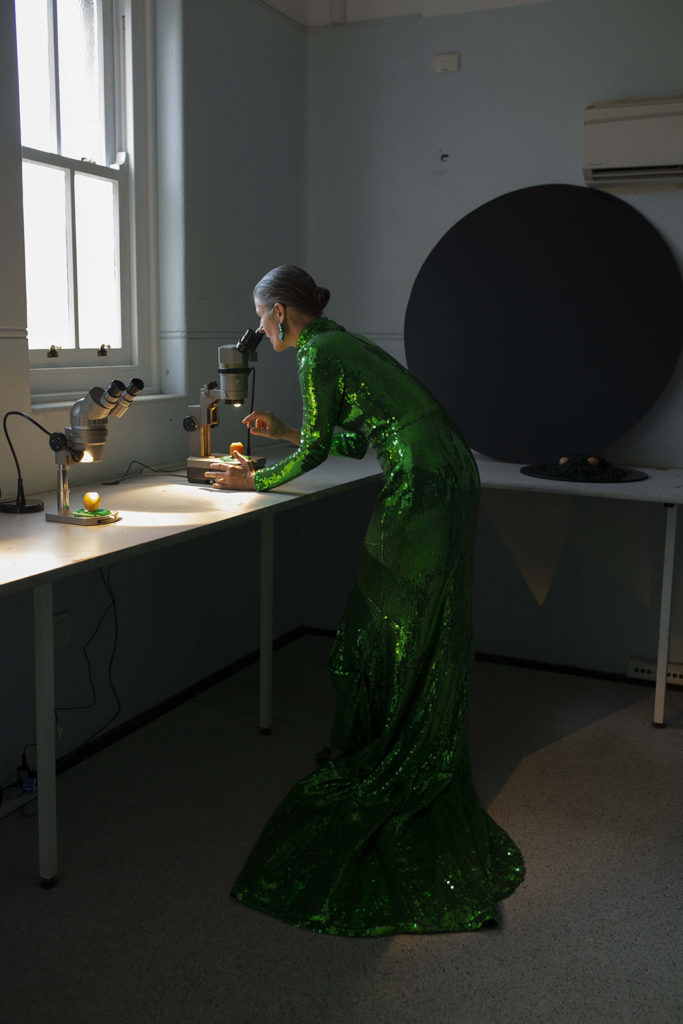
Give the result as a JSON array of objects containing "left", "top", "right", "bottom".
[
  {"left": 53, "top": 610, "right": 71, "bottom": 650},
  {"left": 627, "top": 656, "right": 683, "bottom": 684},
  {"left": 432, "top": 52, "right": 461, "bottom": 73}
]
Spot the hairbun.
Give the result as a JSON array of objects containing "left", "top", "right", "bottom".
[{"left": 254, "top": 266, "right": 331, "bottom": 316}]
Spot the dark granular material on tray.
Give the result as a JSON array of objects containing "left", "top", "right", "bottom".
[{"left": 521, "top": 454, "right": 648, "bottom": 483}]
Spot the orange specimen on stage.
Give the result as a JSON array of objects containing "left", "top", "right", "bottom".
[{"left": 83, "top": 491, "right": 101, "bottom": 511}]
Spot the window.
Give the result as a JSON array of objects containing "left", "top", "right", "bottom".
[{"left": 14, "top": 0, "right": 157, "bottom": 399}]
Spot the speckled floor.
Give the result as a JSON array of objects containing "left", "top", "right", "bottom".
[{"left": 0, "top": 635, "right": 681, "bottom": 1024}]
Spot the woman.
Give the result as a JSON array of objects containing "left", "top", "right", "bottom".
[{"left": 207, "top": 265, "right": 524, "bottom": 936}]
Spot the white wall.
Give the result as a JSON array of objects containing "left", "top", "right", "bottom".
[
  {"left": 304, "top": 0, "right": 683, "bottom": 673},
  {"left": 0, "top": 0, "right": 31, "bottom": 482}
]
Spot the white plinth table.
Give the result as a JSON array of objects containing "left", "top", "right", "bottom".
[{"left": 474, "top": 454, "right": 683, "bottom": 730}]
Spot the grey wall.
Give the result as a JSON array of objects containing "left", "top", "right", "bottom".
[
  {"left": 304, "top": 0, "right": 683, "bottom": 674},
  {"left": 305, "top": 0, "right": 683, "bottom": 365},
  {"left": 162, "top": 0, "right": 309, "bottom": 431}
]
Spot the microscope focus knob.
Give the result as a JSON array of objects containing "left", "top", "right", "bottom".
[
  {"left": 49, "top": 431, "right": 68, "bottom": 452},
  {"left": 182, "top": 416, "right": 199, "bottom": 433}
]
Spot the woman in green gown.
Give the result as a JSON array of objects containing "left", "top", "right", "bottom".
[{"left": 207, "top": 265, "right": 524, "bottom": 936}]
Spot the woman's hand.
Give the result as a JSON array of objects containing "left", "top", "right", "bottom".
[
  {"left": 242, "top": 410, "right": 300, "bottom": 445},
  {"left": 204, "top": 451, "right": 255, "bottom": 491}
]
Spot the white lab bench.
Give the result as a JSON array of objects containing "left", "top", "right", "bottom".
[
  {"left": 0, "top": 450, "right": 382, "bottom": 887},
  {"left": 1, "top": 450, "right": 680, "bottom": 887}
]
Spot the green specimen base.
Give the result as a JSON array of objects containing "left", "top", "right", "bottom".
[{"left": 46, "top": 509, "right": 120, "bottom": 526}]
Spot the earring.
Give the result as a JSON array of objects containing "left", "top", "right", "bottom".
[{"left": 278, "top": 322, "right": 285, "bottom": 342}]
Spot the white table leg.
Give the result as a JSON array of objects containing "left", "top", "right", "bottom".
[
  {"left": 34, "top": 583, "right": 58, "bottom": 886},
  {"left": 259, "top": 515, "right": 274, "bottom": 734},
  {"left": 653, "top": 504, "right": 677, "bottom": 728}
]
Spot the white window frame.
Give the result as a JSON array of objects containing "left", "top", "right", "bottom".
[{"left": 21, "top": 0, "right": 159, "bottom": 402}]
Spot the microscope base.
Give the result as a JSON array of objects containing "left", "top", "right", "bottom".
[
  {"left": 186, "top": 454, "right": 266, "bottom": 484},
  {"left": 46, "top": 511, "right": 121, "bottom": 526}
]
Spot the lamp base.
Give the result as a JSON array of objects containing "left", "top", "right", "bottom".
[
  {"left": 46, "top": 510, "right": 120, "bottom": 526},
  {"left": 0, "top": 498, "right": 44, "bottom": 514}
]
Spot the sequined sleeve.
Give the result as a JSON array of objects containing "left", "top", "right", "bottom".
[
  {"left": 253, "top": 343, "right": 344, "bottom": 491},
  {"left": 330, "top": 431, "right": 369, "bottom": 459}
]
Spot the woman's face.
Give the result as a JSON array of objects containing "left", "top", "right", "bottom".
[{"left": 255, "top": 300, "right": 287, "bottom": 352}]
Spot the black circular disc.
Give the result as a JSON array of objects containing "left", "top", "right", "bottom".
[{"left": 404, "top": 185, "right": 683, "bottom": 463}]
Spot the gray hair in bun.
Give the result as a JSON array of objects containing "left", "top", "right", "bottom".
[{"left": 253, "top": 265, "right": 331, "bottom": 317}]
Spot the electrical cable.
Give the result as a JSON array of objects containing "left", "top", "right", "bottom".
[
  {"left": 102, "top": 459, "right": 187, "bottom": 485},
  {"left": 0, "top": 411, "right": 53, "bottom": 511},
  {"left": 246, "top": 367, "right": 256, "bottom": 457},
  {"left": 56, "top": 567, "right": 122, "bottom": 772},
  {"left": 87, "top": 567, "right": 122, "bottom": 739},
  {"left": 3, "top": 409, "right": 52, "bottom": 454},
  {"left": 54, "top": 598, "right": 110, "bottom": 712},
  {"left": 0, "top": 410, "right": 88, "bottom": 514}
]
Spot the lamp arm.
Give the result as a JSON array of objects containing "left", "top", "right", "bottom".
[
  {"left": 0, "top": 411, "right": 58, "bottom": 513},
  {"left": 3, "top": 411, "right": 52, "bottom": 473},
  {"left": 2, "top": 411, "right": 56, "bottom": 503}
]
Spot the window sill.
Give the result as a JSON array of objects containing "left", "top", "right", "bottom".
[{"left": 31, "top": 391, "right": 186, "bottom": 413}]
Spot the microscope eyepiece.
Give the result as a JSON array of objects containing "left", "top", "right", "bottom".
[
  {"left": 237, "top": 328, "right": 263, "bottom": 353},
  {"left": 107, "top": 377, "right": 145, "bottom": 419}
]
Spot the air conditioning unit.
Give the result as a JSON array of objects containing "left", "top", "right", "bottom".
[{"left": 582, "top": 95, "right": 683, "bottom": 188}]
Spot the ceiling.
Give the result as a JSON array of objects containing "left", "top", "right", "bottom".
[{"left": 263, "top": 0, "right": 552, "bottom": 29}]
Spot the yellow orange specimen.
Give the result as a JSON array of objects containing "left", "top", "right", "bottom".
[{"left": 82, "top": 491, "right": 101, "bottom": 511}]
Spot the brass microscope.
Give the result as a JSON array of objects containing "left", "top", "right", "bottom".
[{"left": 182, "top": 328, "right": 266, "bottom": 483}]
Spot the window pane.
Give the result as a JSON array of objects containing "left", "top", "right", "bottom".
[
  {"left": 74, "top": 173, "right": 121, "bottom": 349},
  {"left": 15, "top": 0, "right": 55, "bottom": 150},
  {"left": 22, "top": 162, "right": 73, "bottom": 351},
  {"left": 57, "top": 0, "right": 103, "bottom": 162}
]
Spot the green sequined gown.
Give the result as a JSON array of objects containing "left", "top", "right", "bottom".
[{"left": 231, "top": 317, "right": 524, "bottom": 936}]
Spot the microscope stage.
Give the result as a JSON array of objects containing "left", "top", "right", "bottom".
[{"left": 46, "top": 510, "right": 120, "bottom": 525}]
